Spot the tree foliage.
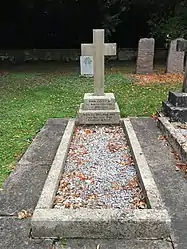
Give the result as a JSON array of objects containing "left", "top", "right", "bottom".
[
  {"left": 1, "top": 0, "right": 187, "bottom": 48},
  {"left": 148, "top": 1, "right": 187, "bottom": 44},
  {"left": 98, "top": 0, "right": 128, "bottom": 40}
]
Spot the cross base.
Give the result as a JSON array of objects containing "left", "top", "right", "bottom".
[
  {"left": 83, "top": 93, "right": 116, "bottom": 110},
  {"left": 162, "top": 91, "right": 187, "bottom": 123},
  {"left": 77, "top": 93, "right": 120, "bottom": 124}
]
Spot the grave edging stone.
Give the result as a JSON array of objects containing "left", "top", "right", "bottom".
[
  {"left": 157, "top": 115, "right": 187, "bottom": 163},
  {"left": 31, "top": 118, "right": 171, "bottom": 239}
]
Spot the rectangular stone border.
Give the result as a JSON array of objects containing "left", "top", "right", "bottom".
[
  {"left": 157, "top": 114, "right": 187, "bottom": 163},
  {"left": 31, "top": 118, "right": 171, "bottom": 239},
  {"left": 35, "top": 119, "right": 76, "bottom": 209}
]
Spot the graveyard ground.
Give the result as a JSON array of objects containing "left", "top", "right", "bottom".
[
  {"left": 0, "top": 61, "right": 186, "bottom": 248},
  {"left": 1, "top": 117, "right": 187, "bottom": 248},
  {"left": 0, "top": 61, "right": 183, "bottom": 186}
]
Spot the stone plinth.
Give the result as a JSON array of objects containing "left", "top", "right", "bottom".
[
  {"left": 168, "top": 91, "right": 187, "bottom": 107},
  {"left": 83, "top": 93, "right": 116, "bottom": 110},
  {"left": 162, "top": 91, "right": 187, "bottom": 122},
  {"left": 78, "top": 93, "right": 120, "bottom": 124}
]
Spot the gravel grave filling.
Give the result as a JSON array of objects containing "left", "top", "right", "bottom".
[{"left": 54, "top": 125, "right": 147, "bottom": 209}]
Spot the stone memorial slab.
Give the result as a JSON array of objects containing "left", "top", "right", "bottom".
[
  {"left": 136, "top": 38, "right": 155, "bottom": 74},
  {"left": 166, "top": 38, "right": 185, "bottom": 73},
  {"left": 78, "top": 103, "right": 120, "bottom": 124},
  {"left": 80, "top": 56, "right": 94, "bottom": 77}
]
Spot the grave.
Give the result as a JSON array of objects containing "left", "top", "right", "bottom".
[
  {"left": 166, "top": 38, "right": 185, "bottom": 73},
  {"left": 162, "top": 39, "right": 187, "bottom": 123},
  {"left": 78, "top": 29, "right": 120, "bottom": 124},
  {"left": 136, "top": 38, "right": 155, "bottom": 74},
  {"left": 31, "top": 119, "right": 171, "bottom": 239},
  {"left": 31, "top": 29, "right": 171, "bottom": 240}
]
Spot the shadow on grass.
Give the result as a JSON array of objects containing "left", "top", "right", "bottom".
[{"left": 0, "top": 59, "right": 167, "bottom": 75}]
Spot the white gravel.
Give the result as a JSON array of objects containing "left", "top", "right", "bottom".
[{"left": 54, "top": 125, "right": 146, "bottom": 209}]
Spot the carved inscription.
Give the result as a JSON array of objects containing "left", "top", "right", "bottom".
[
  {"left": 84, "top": 99, "right": 115, "bottom": 110},
  {"left": 81, "top": 112, "right": 119, "bottom": 123}
]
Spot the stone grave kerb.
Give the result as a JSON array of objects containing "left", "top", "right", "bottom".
[{"left": 78, "top": 29, "right": 120, "bottom": 124}]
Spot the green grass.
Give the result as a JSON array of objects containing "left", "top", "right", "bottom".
[{"left": 0, "top": 72, "right": 182, "bottom": 187}]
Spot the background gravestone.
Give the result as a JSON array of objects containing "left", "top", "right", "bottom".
[
  {"left": 80, "top": 56, "right": 94, "bottom": 77},
  {"left": 166, "top": 38, "right": 185, "bottom": 73},
  {"left": 162, "top": 39, "right": 187, "bottom": 122},
  {"left": 136, "top": 38, "right": 155, "bottom": 74}
]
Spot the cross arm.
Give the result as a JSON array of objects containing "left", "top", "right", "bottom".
[{"left": 176, "top": 40, "right": 187, "bottom": 52}]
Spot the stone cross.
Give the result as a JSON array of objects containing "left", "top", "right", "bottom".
[
  {"left": 177, "top": 40, "right": 187, "bottom": 92},
  {"left": 81, "top": 29, "right": 116, "bottom": 96}
]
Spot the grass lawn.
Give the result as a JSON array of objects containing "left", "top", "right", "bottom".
[{"left": 0, "top": 68, "right": 182, "bottom": 187}]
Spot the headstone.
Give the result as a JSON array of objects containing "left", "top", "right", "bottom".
[
  {"left": 136, "top": 38, "right": 155, "bottom": 74},
  {"left": 166, "top": 38, "right": 185, "bottom": 73},
  {"left": 162, "top": 39, "right": 187, "bottom": 122},
  {"left": 77, "top": 29, "right": 120, "bottom": 124},
  {"left": 80, "top": 56, "right": 94, "bottom": 77},
  {"left": 177, "top": 39, "right": 187, "bottom": 92}
]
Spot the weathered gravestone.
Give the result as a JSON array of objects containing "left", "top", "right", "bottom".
[
  {"left": 166, "top": 38, "right": 185, "bottom": 73},
  {"left": 80, "top": 47, "right": 94, "bottom": 77},
  {"left": 78, "top": 29, "right": 120, "bottom": 124},
  {"left": 162, "top": 40, "right": 187, "bottom": 122},
  {"left": 136, "top": 38, "right": 155, "bottom": 74},
  {"left": 80, "top": 55, "right": 94, "bottom": 77}
]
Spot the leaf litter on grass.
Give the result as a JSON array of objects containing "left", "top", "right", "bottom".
[{"left": 129, "top": 73, "right": 183, "bottom": 86}]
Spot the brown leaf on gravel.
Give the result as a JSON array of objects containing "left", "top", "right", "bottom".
[
  {"left": 123, "top": 177, "right": 139, "bottom": 190},
  {"left": 112, "top": 182, "right": 120, "bottom": 190},
  {"left": 64, "top": 202, "right": 71, "bottom": 208},
  {"left": 87, "top": 194, "right": 97, "bottom": 200},
  {"left": 72, "top": 203, "right": 81, "bottom": 209},
  {"left": 55, "top": 196, "right": 65, "bottom": 203},
  {"left": 120, "top": 161, "right": 130, "bottom": 166},
  {"left": 133, "top": 200, "right": 147, "bottom": 209},
  {"left": 107, "top": 142, "right": 118, "bottom": 152},
  {"left": 77, "top": 172, "right": 89, "bottom": 181},
  {"left": 85, "top": 129, "right": 92, "bottom": 135},
  {"left": 17, "top": 210, "right": 33, "bottom": 219}
]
